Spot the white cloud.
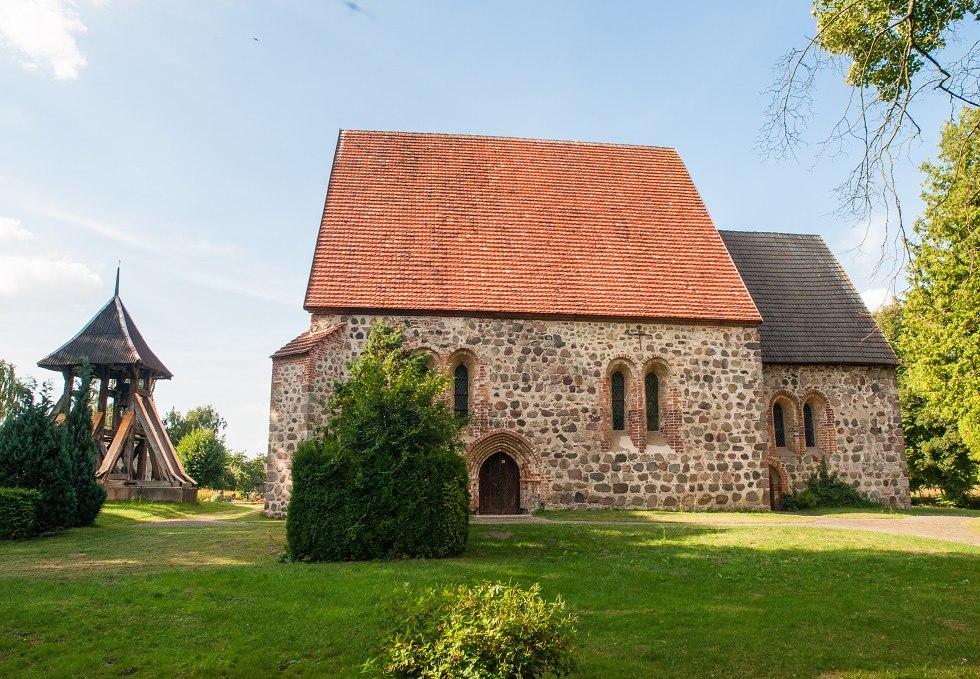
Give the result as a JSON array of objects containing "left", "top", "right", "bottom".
[
  {"left": 860, "top": 287, "right": 894, "bottom": 313},
  {"left": 0, "top": 216, "right": 101, "bottom": 306},
  {"left": 0, "top": 0, "right": 89, "bottom": 79},
  {"left": 0, "top": 215, "right": 33, "bottom": 245}
]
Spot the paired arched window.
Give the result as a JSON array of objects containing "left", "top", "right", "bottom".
[
  {"left": 454, "top": 364, "right": 469, "bottom": 417},
  {"left": 803, "top": 402, "right": 816, "bottom": 448},
  {"left": 773, "top": 402, "right": 787, "bottom": 448},
  {"left": 645, "top": 371, "right": 660, "bottom": 432},
  {"left": 611, "top": 370, "right": 626, "bottom": 431}
]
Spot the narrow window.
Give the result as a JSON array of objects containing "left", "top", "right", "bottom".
[
  {"left": 803, "top": 402, "right": 816, "bottom": 448},
  {"left": 454, "top": 364, "right": 469, "bottom": 417},
  {"left": 773, "top": 402, "right": 786, "bottom": 448},
  {"left": 611, "top": 370, "right": 626, "bottom": 431},
  {"left": 645, "top": 372, "right": 660, "bottom": 432}
]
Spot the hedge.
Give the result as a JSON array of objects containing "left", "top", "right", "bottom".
[
  {"left": 0, "top": 488, "right": 43, "bottom": 540},
  {"left": 286, "top": 438, "right": 469, "bottom": 562}
]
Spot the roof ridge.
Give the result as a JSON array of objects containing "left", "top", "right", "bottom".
[
  {"left": 114, "top": 297, "right": 139, "bottom": 362},
  {"left": 719, "top": 229, "right": 823, "bottom": 239},
  {"left": 339, "top": 129, "right": 679, "bottom": 152}
]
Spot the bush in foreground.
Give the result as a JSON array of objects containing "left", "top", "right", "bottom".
[
  {"left": 0, "top": 487, "right": 43, "bottom": 539},
  {"left": 366, "top": 581, "right": 578, "bottom": 679},
  {"left": 286, "top": 321, "right": 468, "bottom": 562},
  {"left": 782, "top": 461, "right": 877, "bottom": 510}
]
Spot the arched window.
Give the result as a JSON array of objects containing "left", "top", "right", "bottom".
[
  {"left": 454, "top": 364, "right": 469, "bottom": 417},
  {"left": 645, "top": 371, "right": 660, "bottom": 432},
  {"left": 773, "top": 402, "right": 786, "bottom": 448},
  {"left": 611, "top": 370, "right": 626, "bottom": 431},
  {"left": 803, "top": 402, "right": 816, "bottom": 448}
]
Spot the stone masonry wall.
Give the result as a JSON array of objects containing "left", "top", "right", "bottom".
[
  {"left": 265, "top": 313, "right": 772, "bottom": 516},
  {"left": 763, "top": 364, "right": 910, "bottom": 508}
]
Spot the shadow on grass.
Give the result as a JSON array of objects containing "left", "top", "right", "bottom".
[{"left": 1, "top": 519, "right": 977, "bottom": 677}]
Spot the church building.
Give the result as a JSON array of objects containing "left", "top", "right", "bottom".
[{"left": 264, "top": 131, "right": 910, "bottom": 517}]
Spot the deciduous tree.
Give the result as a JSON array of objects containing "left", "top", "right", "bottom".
[
  {"left": 764, "top": 0, "right": 980, "bottom": 245},
  {"left": 903, "top": 106, "right": 980, "bottom": 466}
]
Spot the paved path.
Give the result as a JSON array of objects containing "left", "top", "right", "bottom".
[{"left": 473, "top": 513, "right": 980, "bottom": 548}]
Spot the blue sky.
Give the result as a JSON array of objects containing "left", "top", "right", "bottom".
[{"left": 0, "top": 1, "right": 965, "bottom": 455}]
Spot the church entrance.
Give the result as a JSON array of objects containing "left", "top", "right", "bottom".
[
  {"left": 479, "top": 451, "right": 520, "bottom": 514},
  {"left": 768, "top": 464, "right": 783, "bottom": 510}
]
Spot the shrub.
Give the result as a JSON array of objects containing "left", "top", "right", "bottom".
[
  {"left": 782, "top": 461, "right": 877, "bottom": 510},
  {"left": 176, "top": 428, "right": 231, "bottom": 489},
  {"left": 286, "top": 321, "right": 469, "bottom": 562},
  {"left": 64, "top": 368, "right": 106, "bottom": 527},
  {"left": 366, "top": 582, "right": 578, "bottom": 679},
  {"left": 287, "top": 440, "right": 468, "bottom": 561},
  {"left": 0, "top": 389, "right": 76, "bottom": 533},
  {"left": 0, "top": 488, "right": 43, "bottom": 540}
]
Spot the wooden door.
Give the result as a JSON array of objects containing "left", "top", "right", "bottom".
[
  {"left": 768, "top": 464, "right": 783, "bottom": 510},
  {"left": 479, "top": 452, "right": 520, "bottom": 514}
]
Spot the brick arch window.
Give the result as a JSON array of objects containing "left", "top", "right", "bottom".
[
  {"left": 611, "top": 370, "right": 626, "bottom": 431},
  {"left": 454, "top": 364, "right": 469, "bottom": 417},
  {"left": 773, "top": 402, "right": 787, "bottom": 448},
  {"left": 801, "top": 393, "right": 832, "bottom": 451},
  {"left": 803, "top": 402, "right": 816, "bottom": 448},
  {"left": 644, "top": 371, "right": 660, "bottom": 432}
]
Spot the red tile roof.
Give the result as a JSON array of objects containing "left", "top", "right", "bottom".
[
  {"left": 271, "top": 325, "right": 342, "bottom": 359},
  {"left": 305, "top": 131, "right": 761, "bottom": 324}
]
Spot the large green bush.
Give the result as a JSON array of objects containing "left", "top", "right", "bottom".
[
  {"left": 366, "top": 582, "right": 578, "bottom": 678},
  {"left": 782, "top": 461, "right": 877, "bottom": 510},
  {"left": 0, "top": 389, "right": 76, "bottom": 533},
  {"left": 0, "top": 487, "right": 43, "bottom": 540},
  {"left": 286, "top": 321, "right": 469, "bottom": 562},
  {"left": 64, "top": 369, "right": 106, "bottom": 526}
]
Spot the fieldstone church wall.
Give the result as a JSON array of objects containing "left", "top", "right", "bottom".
[
  {"left": 763, "top": 365, "right": 910, "bottom": 508},
  {"left": 266, "top": 313, "right": 774, "bottom": 517}
]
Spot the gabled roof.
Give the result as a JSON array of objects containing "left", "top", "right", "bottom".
[
  {"left": 38, "top": 294, "right": 173, "bottom": 379},
  {"left": 304, "top": 130, "right": 761, "bottom": 324},
  {"left": 271, "top": 325, "right": 342, "bottom": 359},
  {"left": 718, "top": 230, "right": 898, "bottom": 366}
]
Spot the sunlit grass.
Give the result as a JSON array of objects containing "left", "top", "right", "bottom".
[{"left": 0, "top": 504, "right": 977, "bottom": 677}]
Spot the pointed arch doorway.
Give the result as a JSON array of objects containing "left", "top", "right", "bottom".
[{"left": 479, "top": 452, "right": 520, "bottom": 514}]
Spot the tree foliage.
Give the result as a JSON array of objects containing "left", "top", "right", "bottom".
[
  {"left": 286, "top": 321, "right": 469, "bottom": 562},
  {"left": 876, "top": 299, "right": 978, "bottom": 502},
  {"left": 0, "top": 359, "right": 28, "bottom": 425},
  {"left": 64, "top": 368, "right": 107, "bottom": 526},
  {"left": 764, "top": 0, "right": 980, "bottom": 240},
  {"left": 176, "top": 428, "right": 231, "bottom": 490},
  {"left": 164, "top": 405, "right": 227, "bottom": 448},
  {"left": 902, "top": 106, "right": 980, "bottom": 471},
  {"left": 227, "top": 451, "right": 266, "bottom": 497}
]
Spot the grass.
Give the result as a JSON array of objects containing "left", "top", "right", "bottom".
[{"left": 1, "top": 503, "right": 978, "bottom": 677}]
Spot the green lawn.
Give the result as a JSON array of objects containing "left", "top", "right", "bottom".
[{"left": 1, "top": 502, "right": 978, "bottom": 678}]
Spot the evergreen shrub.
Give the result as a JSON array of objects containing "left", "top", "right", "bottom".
[
  {"left": 65, "top": 369, "right": 106, "bottom": 526},
  {"left": 286, "top": 321, "right": 469, "bottom": 562},
  {"left": 0, "top": 488, "right": 43, "bottom": 540},
  {"left": 365, "top": 582, "right": 578, "bottom": 678},
  {"left": 0, "top": 389, "right": 76, "bottom": 533}
]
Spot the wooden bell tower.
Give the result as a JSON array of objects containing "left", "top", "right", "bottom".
[{"left": 38, "top": 270, "right": 197, "bottom": 502}]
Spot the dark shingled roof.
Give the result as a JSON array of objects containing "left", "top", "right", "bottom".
[
  {"left": 38, "top": 295, "right": 173, "bottom": 379},
  {"left": 718, "top": 230, "right": 897, "bottom": 366}
]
